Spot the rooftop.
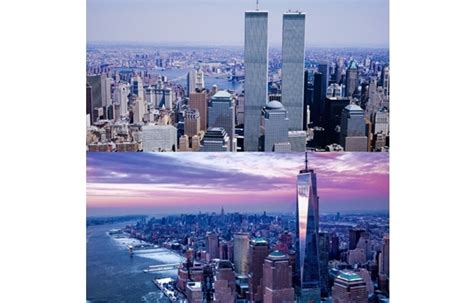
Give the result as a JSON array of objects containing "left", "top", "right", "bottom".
[
  {"left": 336, "top": 271, "right": 363, "bottom": 282},
  {"left": 251, "top": 237, "right": 268, "bottom": 246},
  {"left": 212, "top": 90, "right": 232, "bottom": 99},
  {"left": 266, "top": 100, "right": 284, "bottom": 110},
  {"left": 344, "top": 104, "right": 363, "bottom": 111},
  {"left": 268, "top": 250, "right": 286, "bottom": 259}
]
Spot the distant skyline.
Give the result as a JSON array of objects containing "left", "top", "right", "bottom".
[
  {"left": 87, "top": 0, "right": 389, "bottom": 48},
  {"left": 87, "top": 153, "right": 389, "bottom": 216}
]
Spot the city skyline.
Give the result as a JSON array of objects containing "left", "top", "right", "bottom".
[
  {"left": 87, "top": 152, "right": 389, "bottom": 216},
  {"left": 87, "top": 0, "right": 389, "bottom": 48}
]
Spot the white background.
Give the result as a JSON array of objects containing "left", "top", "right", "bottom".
[{"left": 1, "top": 0, "right": 473, "bottom": 301}]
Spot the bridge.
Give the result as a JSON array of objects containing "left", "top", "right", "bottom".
[{"left": 143, "top": 263, "right": 181, "bottom": 273}]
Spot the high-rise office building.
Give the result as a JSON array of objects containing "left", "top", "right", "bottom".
[
  {"left": 249, "top": 238, "right": 269, "bottom": 303},
  {"left": 311, "top": 71, "right": 323, "bottom": 128},
  {"left": 86, "top": 83, "right": 92, "bottom": 125},
  {"left": 318, "top": 63, "right": 329, "bottom": 100},
  {"left": 281, "top": 11, "right": 306, "bottom": 131},
  {"left": 208, "top": 90, "right": 235, "bottom": 150},
  {"left": 142, "top": 125, "right": 177, "bottom": 152},
  {"left": 244, "top": 9, "right": 268, "bottom": 151},
  {"left": 382, "top": 66, "right": 390, "bottom": 97},
  {"left": 349, "top": 228, "right": 366, "bottom": 251},
  {"left": 288, "top": 131, "right": 306, "bottom": 152},
  {"left": 319, "top": 232, "right": 330, "bottom": 298},
  {"left": 233, "top": 232, "right": 250, "bottom": 275},
  {"left": 156, "top": 87, "right": 173, "bottom": 109},
  {"left": 104, "top": 77, "right": 113, "bottom": 107},
  {"left": 340, "top": 104, "right": 368, "bottom": 151},
  {"left": 379, "top": 234, "right": 389, "bottom": 276},
  {"left": 332, "top": 271, "right": 368, "bottom": 303},
  {"left": 206, "top": 232, "right": 219, "bottom": 260},
  {"left": 345, "top": 60, "right": 359, "bottom": 97},
  {"left": 295, "top": 153, "right": 321, "bottom": 302},
  {"left": 214, "top": 260, "right": 236, "bottom": 303},
  {"left": 261, "top": 101, "right": 289, "bottom": 152},
  {"left": 187, "top": 70, "right": 196, "bottom": 96},
  {"left": 262, "top": 251, "right": 295, "bottom": 303},
  {"left": 87, "top": 74, "right": 105, "bottom": 122},
  {"left": 330, "top": 233, "right": 340, "bottom": 260},
  {"left": 131, "top": 75, "right": 144, "bottom": 100},
  {"left": 372, "top": 109, "right": 389, "bottom": 136},
  {"left": 113, "top": 82, "right": 130, "bottom": 118},
  {"left": 200, "top": 127, "right": 230, "bottom": 152},
  {"left": 184, "top": 108, "right": 201, "bottom": 138},
  {"left": 133, "top": 98, "right": 145, "bottom": 124},
  {"left": 303, "top": 70, "right": 314, "bottom": 130},
  {"left": 187, "top": 68, "right": 205, "bottom": 96},
  {"left": 188, "top": 91, "right": 208, "bottom": 132}
]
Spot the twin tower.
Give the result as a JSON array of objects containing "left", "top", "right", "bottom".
[{"left": 244, "top": 9, "right": 306, "bottom": 151}]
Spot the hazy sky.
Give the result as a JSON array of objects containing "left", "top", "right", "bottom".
[
  {"left": 87, "top": 153, "right": 389, "bottom": 216},
  {"left": 87, "top": 0, "right": 389, "bottom": 47}
]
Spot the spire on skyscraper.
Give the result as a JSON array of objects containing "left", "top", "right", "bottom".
[{"left": 305, "top": 151, "right": 308, "bottom": 171}]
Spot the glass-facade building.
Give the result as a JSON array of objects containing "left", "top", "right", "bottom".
[
  {"left": 244, "top": 10, "right": 268, "bottom": 151},
  {"left": 281, "top": 12, "right": 306, "bottom": 131},
  {"left": 295, "top": 154, "right": 321, "bottom": 302}
]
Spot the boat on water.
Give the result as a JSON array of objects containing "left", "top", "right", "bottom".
[{"left": 153, "top": 278, "right": 179, "bottom": 302}]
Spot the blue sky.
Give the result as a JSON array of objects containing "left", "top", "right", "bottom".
[{"left": 87, "top": 0, "right": 389, "bottom": 47}]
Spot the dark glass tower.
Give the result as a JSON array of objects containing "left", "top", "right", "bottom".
[{"left": 295, "top": 152, "right": 321, "bottom": 302}]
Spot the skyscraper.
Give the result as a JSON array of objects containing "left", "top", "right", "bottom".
[
  {"left": 244, "top": 9, "right": 268, "bottom": 151},
  {"left": 303, "top": 70, "right": 314, "bottom": 130},
  {"left": 318, "top": 232, "right": 330, "bottom": 298},
  {"left": 332, "top": 271, "right": 368, "bottom": 303},
  {"left": 87, "top": 74, "right": 105, "bottom": 122},
  {"left": 261, "top": 101, "right": 289, "bottom": 152},
  {"left": 349, "top": 229, "right": 366, "bottom": 251},
  {"left": 208, "top": 90, "right": 235, "bottom": 151},
  {"left": 295, "top": 153, "right": 321, "bottom": 302},
  {"left": 281, "top": 11, "right": 306, "bottom": 131},
  {"left": 200, "top": 127, "right": 230, "bottom": 152},
  {"left": 262, "top": 251, "right": 295, "bottom": 303},
  {"left": 214, "top": 260, "right": 236, "bottom": 303},
  {"left": 188, "top": 91, "right": 208, "bottom": 132},
  {"left": 113, "top": 82, "right": 130, "bottom": 118},
  {"left": 184, "top": 108, "right": 201, "bottom": 138},
  {"left": 131, "top": 75, "right": 144, "bottom": 100},
  {"left": 345, "top": 60, "right": 359, "bottom": 97},
  {"left": 206, "top": 232, "right": 219, "bottom": 260},
  {"left": 340, "top": 104, "right": 368, "bottom": 151},
  {"left": 249, "top": 238, "right": 269, "bottom": 303},
  {"left": 318, "top": 63, "right": 329, "bottom": 101},
  {"left": 86, "top": 83, "right": 92, "bottom": 125},
  {"left": 142, "top": 125, "right": 177, "bottom": 152},
  {"left": 379, "top": 234, "right": 389, "bottom": 277},
  {"left": 233, "top": 232, "right": 250, "bottom": 275}
]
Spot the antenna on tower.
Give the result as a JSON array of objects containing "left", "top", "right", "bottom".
[
  {"left": 305, "top": 151, "right": 308, "bottom": 171},
  {"left": 256, "top": 0, "right": 259, "bottom": 11}
]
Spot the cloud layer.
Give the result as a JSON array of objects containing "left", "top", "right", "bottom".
[{"left": 87, "top": 153, "right": 389, "bottom": 216}]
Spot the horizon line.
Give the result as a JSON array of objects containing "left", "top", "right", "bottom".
[{"left": 86, "top": 40, "right": 390, "bottom": 49}]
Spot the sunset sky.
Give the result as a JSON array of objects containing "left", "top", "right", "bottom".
[{"left": 87, "top": 153, "right": 389, "bottom": 216}]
